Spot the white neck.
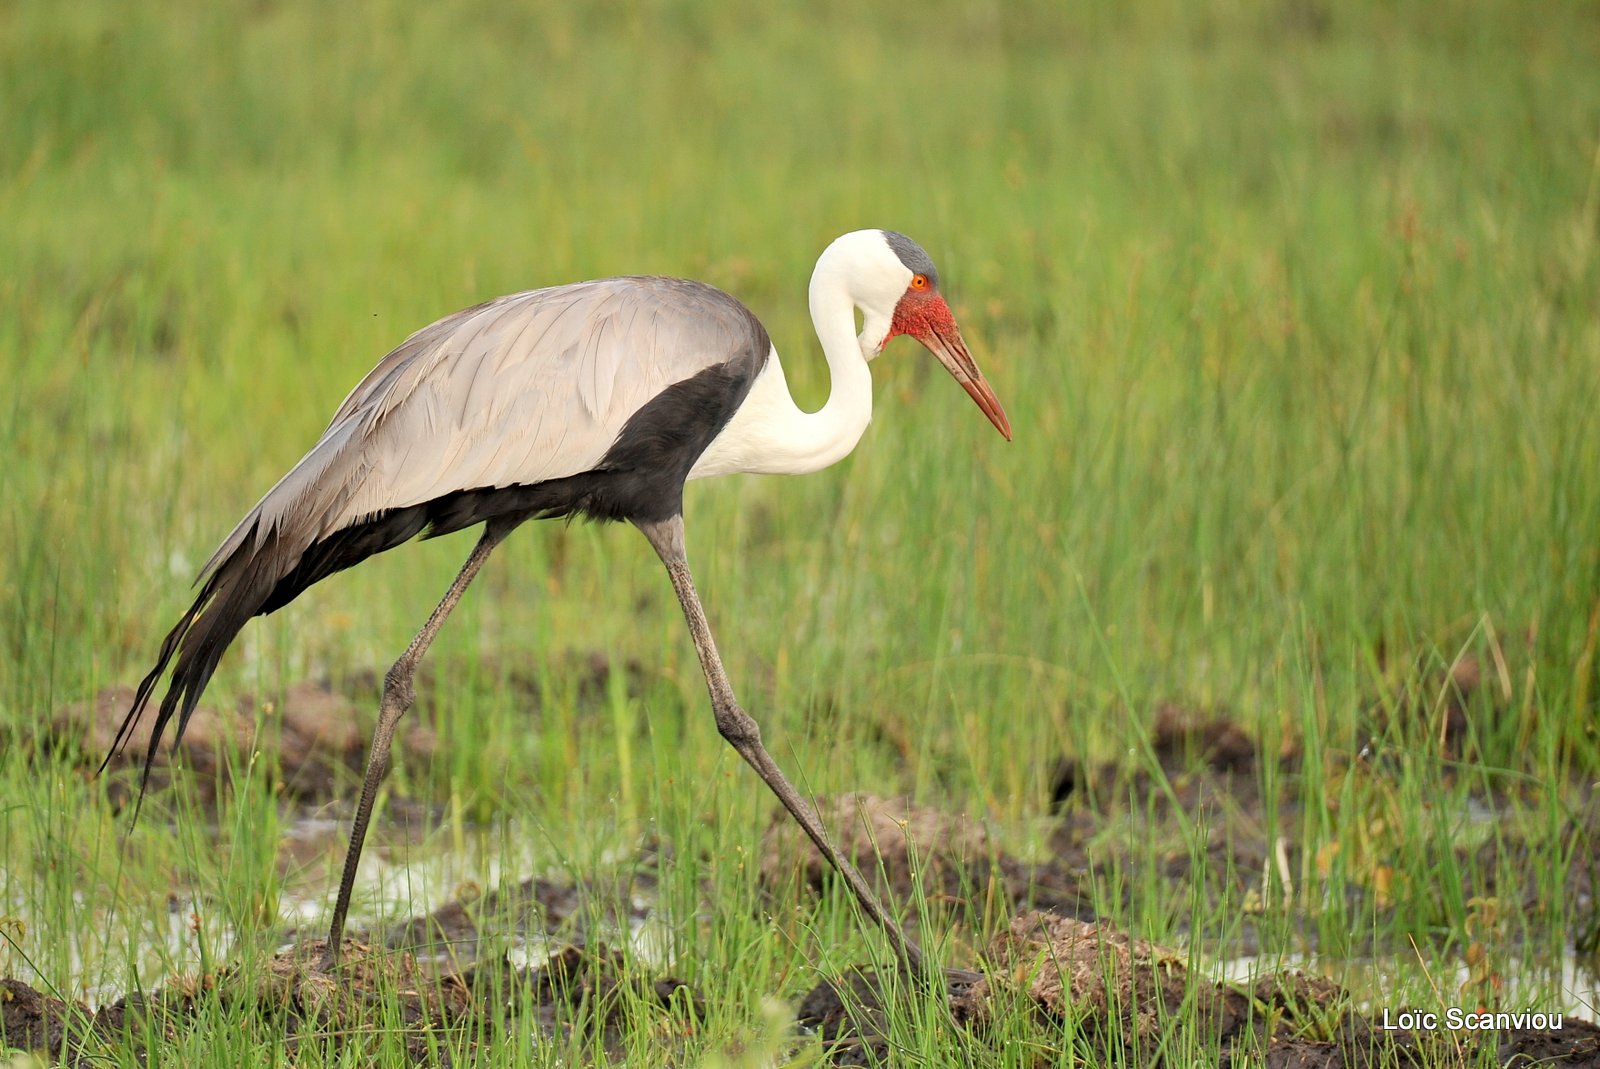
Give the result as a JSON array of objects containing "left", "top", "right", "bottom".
[{"left": 688, "top": 256, "right": 876, "bottom": 479}]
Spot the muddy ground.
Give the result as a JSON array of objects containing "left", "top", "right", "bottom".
[
  {"left": 5, "top": 656, "right": 1598, "bottom": 1065},
  {"left": 6, "top": 899, "right": 1597, "bottom": 1067}
]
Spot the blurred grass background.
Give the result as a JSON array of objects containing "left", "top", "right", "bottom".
[{"left": 2, "top": 0, "right": 1599, "bottom": 1057}]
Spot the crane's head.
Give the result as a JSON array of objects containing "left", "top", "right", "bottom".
[{"left": 818, "top": 229, "right": 1011, "bottom": 441}]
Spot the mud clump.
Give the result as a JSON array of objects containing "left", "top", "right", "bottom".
[
  {"left": 48, "top": 684, "right": 237, "bottom": 803},
  {"left": 381, "top": 865, "right": 658, "bottom": 974},
  {"left": 1050, "top": 702, "right": 1269, "bottom": 813},
  {"left": 1364, "top": 652, "right": 1492, "bottom": 762},
  {"left": 254, "top": 940, "right": 472, "bottom": 1041},
  {"left": 0, "top": 942, "right": 473, "bottom": 1065},
  {"left": 759, "top": 791, "right": 992, "bottom": 903},
  {"left": 950, "top": 911, "right": 1241, "bottom": 1043},
  {"left": 1, "top": 978, "right": 89, "bottom": 1061},
  {"left": 524, "top": 944, "right": 696, "bottom": 1016},
  {"left": 797, "top": 965, "right": 985, "bottom": 1066},
  {"left": 34, "top": 651, "right": 639, "bottom": 809},
  {"left": 796, "top": 968, "right": 907, "bottom": 1066},
  {"left": 947, "top": 911, "right": 1348, "bottom": 1053},
  {"left": 41, "top": 681, "right": 438, "bottom": 806}
]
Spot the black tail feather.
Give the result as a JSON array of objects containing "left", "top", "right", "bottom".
[
  {"left": 106, "top": 478, "right": 598, "bottom": 818},
  {"left": 106, "top": 503, "right": 464, "bottom": 818},
  {"left": 103, "top": 533, "right": 280, "bottom": 820},
  {"left": 100, "top": 588, "right": 209, "bottom": 779}
]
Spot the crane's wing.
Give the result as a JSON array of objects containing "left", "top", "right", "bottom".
[
  {"left": 205, "top": 275, "right": 766, "bottom": 577},
  {"left": 103, "top": 275, "right": 768, "bottom": 798}
]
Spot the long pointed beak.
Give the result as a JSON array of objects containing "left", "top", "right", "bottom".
[{"left": 921, "top": 320, "right": 1012, "bottom": 441}]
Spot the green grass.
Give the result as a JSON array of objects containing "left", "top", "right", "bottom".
[{"left": 3, "top": 0, "right": 1599, "bottom": 1064}]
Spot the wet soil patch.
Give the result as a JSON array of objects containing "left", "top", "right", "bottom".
[
  {"left": 1, "top": 937, "right": 697, "bottom": 1067},
  {"left": 799, "top": 910, "right": 1600, "bottom": 1068},
  {"left": 1044, "top": 696, "right": 1598, "bottom": 956},
  {"left": 1361, "top": 649, "right": 1497, "bottom": 765},
  {"left": 7, "top": 908, "right": 1593, "bottom": 1068},
  {"left": 4, "top": 836, "right": 1594, "bottom": 1067},
  {"left": 1050, "top": 702, "right": 1268, "bottom": 813},
  {"left": 464, "top": 944, "right": 702, "bottom": 1055},
  {"left": 10, "top": 661, "right": 1596, "bottom": 1064},
  {"left": 376, "top": 859, "right": 659, "bottom": 975}
]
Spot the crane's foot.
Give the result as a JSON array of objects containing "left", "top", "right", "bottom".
[
  {"left": 896, "top": 943, "right": 981, "bottom": 1001},
  {"left": 316, "top": 936, "right": 357, "bottom": 973},
  {"left": 798, "top": 959, "right": 986, "bottom": 1055},
  {"left": 941, "top": 964, "right": 983, "bottom": 989}
]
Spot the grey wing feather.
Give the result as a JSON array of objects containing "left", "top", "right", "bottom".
[{"left": 200, "top": 276, "right": 762, "bottom": 579}]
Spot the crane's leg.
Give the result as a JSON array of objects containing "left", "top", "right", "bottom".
[
  {"left": 324, "top": 523, "right": 509, "bottom": 965},
  {"left": 635, "top": 514, "right": 931, "bottom": 980}
]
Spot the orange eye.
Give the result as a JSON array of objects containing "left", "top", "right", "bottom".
[{"left": 911, "top": 274, "right": 929, "bottom": 290}]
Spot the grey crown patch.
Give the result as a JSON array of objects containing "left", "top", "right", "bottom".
[{"left": 881, "top": 230, "right": 940, "bottom": 288}]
